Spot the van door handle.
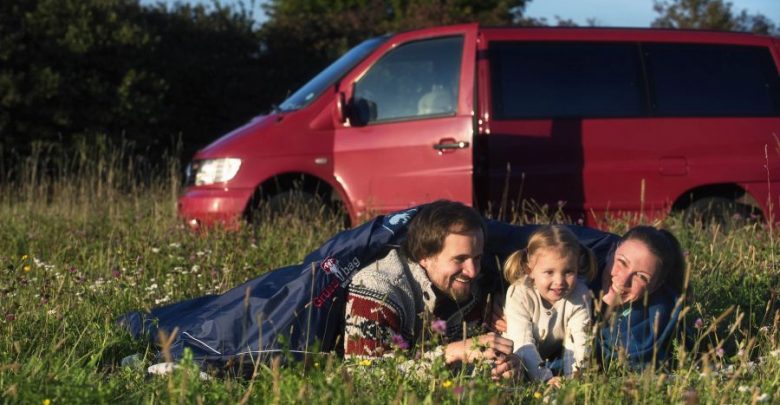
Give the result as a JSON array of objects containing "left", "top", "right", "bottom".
[{"left": 434, "top": 139, "right": 470, "bottom": 151}]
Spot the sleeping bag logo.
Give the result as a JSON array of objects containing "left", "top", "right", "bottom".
[
  {"left": 320, "top": 257, "right": 347, "bottom": 282},
  {"left": 314, "top": 256, "right": 361, "bottom": 308},
  {"left": 382, "top": 208, "right": 417, "bottom": 235}
]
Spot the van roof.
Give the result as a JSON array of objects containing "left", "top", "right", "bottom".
[{"left": 478, "top": 25, "right": 776, "bottom": 45}]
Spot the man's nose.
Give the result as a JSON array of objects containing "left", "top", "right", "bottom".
[{"left": 462, "top": 259, "right": 478, "bottom": 278}]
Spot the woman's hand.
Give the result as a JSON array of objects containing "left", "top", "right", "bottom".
[{"left": 487, "top": 295, "right": 507, "bottom": 333}]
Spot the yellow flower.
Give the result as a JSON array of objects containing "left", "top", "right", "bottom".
[
  {"left": 43, "top": 400, "right": 51, "bottom": 405},
  {"left": 533, "top": 392, "right": 543, "bottom": 399},
  {"left": 22, "top": 255, "right": 28, "bottom": 261},
  {"left": 359, "top": 359, "right": 372, "bottom": 366},
  {"left": 442, "top": 380, "right": 453, "bottom": 388},
  {"left": 24, "top": 265, "right": 31, "bottom": 272}
]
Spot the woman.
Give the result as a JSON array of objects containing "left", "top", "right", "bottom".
[{"left": 593, "top": 226, "right": 687, "bottom": 368}]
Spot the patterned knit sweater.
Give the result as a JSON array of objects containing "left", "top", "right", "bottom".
[{"left": 344, "top": 249, "right": 486, "bottom": 357}]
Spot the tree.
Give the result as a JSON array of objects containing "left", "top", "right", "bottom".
[{"left": 652, "top": 0, "right": 777, "bottom": 34}]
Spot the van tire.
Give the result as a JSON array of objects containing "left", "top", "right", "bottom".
[
  {"left": 248, "top": 189, "right": 349, "bottom": 228},
  {"left": 682, "top": 197, "right": 748, "bottom": 229}
]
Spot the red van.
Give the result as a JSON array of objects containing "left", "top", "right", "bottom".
[{"left": 178, "top": 24, "right": 780, "bottom": 229}]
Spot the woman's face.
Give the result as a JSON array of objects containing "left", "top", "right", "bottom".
[{"left": 602, "top": 239, "right": 661, "bottom": 304}]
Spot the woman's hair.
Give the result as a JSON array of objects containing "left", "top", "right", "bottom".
[
  {"left": 619, "top": 226, "right": 687, "bottom": 296},
  {"left": 503, "top": 225, "right": 597, "bottom": 284}
]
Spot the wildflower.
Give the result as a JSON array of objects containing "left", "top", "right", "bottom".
[
  {"left": 759, "top": 326, "right": 769, "bottom": 334},
  {"left": 112, "top": 269, "right": 121, "bottom": 278},
  {"left": 441, "top": 379, "right": 453, "bottom": 388},
  {"left": 391, "top": 334, "right": 410, "bottom": 350},
  {"left": 47, "top": 309, "right": 56, "bottom": 316},
  {"left": 5, "top": 313, "right": 15, "bottom": 322},
  {"left": 756, "top": 393, "right": 770, "bottom": 402},
  {"left": 694, "top": 318, "right": 703, "bottom": 329},
  {"left": 21, "top": 255, "right": 28, "bottom": 261},
  {"left": 359, "top": 359, "right": 372, "bottom": 367},
  {"left": 43, "top": 399, "right": 50, "bottom": 405},
  {"left": 431, "top": 319, "right": 447, "bottom": 335},
  {"left": 314, "top": 362, "right": 320, "bottom": 368},
  {"left": 716, "top": 347, "right": 725, "bottom": 358},
  {"left": 23, "top": 265, "right": 31, "bottom": 272},
  {"left": 534, "top": 392, "right": 543, "bottom": 399},
  {"left": 738, "top": 385, "right": 750, "bottom": 393},
  {"left": 453, "top": 386, "right": 464, "bottom": 395},
  {"left": 151, "top": 248, "right": 160, "bottom": 253}
]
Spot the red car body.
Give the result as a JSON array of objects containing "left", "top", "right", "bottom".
[{"left": 178, "top": 24, "right": 780, "bottom": 229}]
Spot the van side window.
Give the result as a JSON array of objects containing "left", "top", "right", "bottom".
[
  {"left": 644, "top": 44, "right": 780, "bottom": 116},
  {"left": 353, "top": 36, "right": 463, "bottom": 123},
  {"left": 490, "top": 42, "right": 644, "bottom": 119}
]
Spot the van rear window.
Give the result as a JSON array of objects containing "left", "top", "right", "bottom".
[
  {"left": 644, "top": 44, "right": 780, "bottom": 117},
  {"left": 490, "top": 42, "right": 645, "bottom": 119}
]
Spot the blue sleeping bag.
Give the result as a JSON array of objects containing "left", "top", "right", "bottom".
[{"left": 121, "top": 206, "right": 666, "bottom": 368}]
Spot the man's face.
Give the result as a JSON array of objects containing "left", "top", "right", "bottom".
[{"left": 419, "top": 228, "right": 484, "bottom": 303}]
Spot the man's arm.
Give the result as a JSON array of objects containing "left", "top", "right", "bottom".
[{"left": 344, "top": 291, "right": 404, "bottom": 357}]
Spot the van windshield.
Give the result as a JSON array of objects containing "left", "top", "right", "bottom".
[{"left": 277, "top": 36, "right": 390, "bottom": 112}]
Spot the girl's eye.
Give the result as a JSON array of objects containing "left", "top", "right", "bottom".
[{"left": 634, "top": 273, "right": 649, "bottom": 283}]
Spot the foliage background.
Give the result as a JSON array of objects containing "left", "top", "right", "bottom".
[{"left": 1, "top": 0, "right": 777, "bottom": 165}]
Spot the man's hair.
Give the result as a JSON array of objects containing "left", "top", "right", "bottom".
[{"left": 403, "top": 200, "right": 486, "bottom": 262}]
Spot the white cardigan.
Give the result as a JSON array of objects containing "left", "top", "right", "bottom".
[{"left": 502, "top": 276, "right": 593, "bottom": 381}]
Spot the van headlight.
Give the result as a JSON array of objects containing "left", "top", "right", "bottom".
[{"left": 189, "top": 158, "right": 242, "bottom": 186}]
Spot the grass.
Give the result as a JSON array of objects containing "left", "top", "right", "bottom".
[{"left": 0, "top": 141, "right": 778, "bottom": 404}]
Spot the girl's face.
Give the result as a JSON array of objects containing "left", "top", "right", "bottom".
[
  {"left": 602, "top": 239, "right": 660, "bottom": 305},
  {"left": 528, "top": 247, "right": 578, "bottom": 305}
]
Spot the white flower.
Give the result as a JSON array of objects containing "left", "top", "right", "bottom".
[
  {"left": 169, "top": 243, "right": 181, "bottom": 248},
  {"left": 738, "top": 386, "right": 751, "bottom": 393},
  {"left": 47, "top": 309, "right": 57, "bottom": 315},
  {"left": 757, "top": 393, "right": 770, "bottom": 402},
  {"left": 191, "top": 265, "right": 200, "bottom": 272},
  {"left": 196, "top": 251, "right": 205, "bottom": 257},
  {"left": 151, "top": 248, "right": 160, "bottom": 253}
]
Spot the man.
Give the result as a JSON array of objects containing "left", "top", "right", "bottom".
[{"left": 344, "top": 200, "right": 517, "bottom": 379}]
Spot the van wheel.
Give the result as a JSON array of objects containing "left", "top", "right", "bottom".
[
  {"left": 249, "top": 189, "right": 348, "bottom": 228},
  {"left": 682, "top": 197, "right": 753, "bottom": 229}
]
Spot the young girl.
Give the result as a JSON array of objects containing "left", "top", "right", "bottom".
[{"left": 503, "top": 225, "right": 596, "bottom": 386}]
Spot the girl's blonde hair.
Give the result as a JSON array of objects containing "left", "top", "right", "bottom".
[{"left": 503, "top": 225, "right": 597, "bottom": 284}]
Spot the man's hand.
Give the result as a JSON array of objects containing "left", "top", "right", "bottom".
[{"left": 444, "top": 332, "right": 514, "bottom": 364}]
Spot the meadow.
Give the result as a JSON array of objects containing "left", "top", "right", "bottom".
[{"left": 0, "top": 142, "right": 778, "bottom": 404}]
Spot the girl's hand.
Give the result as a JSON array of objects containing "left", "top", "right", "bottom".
[
  {"left": 491, "top": 354, "right": 520, "bottom": 381},
  {"left": 546, "top": 376, "right": 562, "bottom": 388}
]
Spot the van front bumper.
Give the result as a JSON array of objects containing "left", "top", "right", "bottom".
[{"left": 177, "top": 187, "right": 254, "bottom": 230}]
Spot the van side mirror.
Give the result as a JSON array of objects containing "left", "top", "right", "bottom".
[{"left": 347, "top": 97, "right": 377, "bottom": 127}]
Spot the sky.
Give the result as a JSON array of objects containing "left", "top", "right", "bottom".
[
  {"left": 524, "top": 0, "right": 780, "bottom": 27},
  {"left": 141, "top": 0, "right": 780, "bottom": 28}
]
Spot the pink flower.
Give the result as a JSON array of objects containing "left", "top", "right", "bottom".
[
  {"left": 453, "top": 386, "right": 464, "bottom": 395},
  {"left": 391, "top": 334, "right": 409, "bottom": 350},
  {"left": 716, "top": 347, "right": 725, "bottom": 357},
  {"left": 431, "top": 319, "right": 447, "bottom": 335},
  {"left": 694, "top": 318, "right": 703, "bottom": 329}
]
